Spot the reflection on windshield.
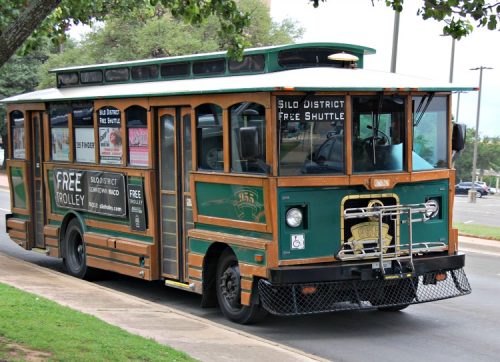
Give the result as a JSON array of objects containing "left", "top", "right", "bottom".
[
  {"left": 278, "top": 95, "right": 345, "bottom": 175},
  {"left": 352, "top": 95, "right": 406, "bottom": 173},
  {"left": 412, "top": 96, "right": 448, "bottom": 170}
]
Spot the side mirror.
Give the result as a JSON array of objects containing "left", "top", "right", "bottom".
[
  {"left": 239, "top": 126, "right": 259, "bottom": 159},
  {"left": 452, "top": 123, "right": 466, "bottom": 152}
]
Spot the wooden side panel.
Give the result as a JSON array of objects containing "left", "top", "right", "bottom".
[
  {"left": 87, "top": 256, "right": 151, "bottom": 280},
  {"left": 84, "top": 232, "right": 154, "bottom": 280}
]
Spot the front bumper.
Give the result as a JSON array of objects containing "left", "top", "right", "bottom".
[{"left": 258, "top": 253, "right": 471, "bottom": 316}]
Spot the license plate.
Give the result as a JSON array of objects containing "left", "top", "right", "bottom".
[{"left": 372, "top": 261, "right": 391, "bottom": 269}]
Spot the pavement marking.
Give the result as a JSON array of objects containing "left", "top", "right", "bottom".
[{"left": 464, "top": 220, "right": 474, "bottom": 224}]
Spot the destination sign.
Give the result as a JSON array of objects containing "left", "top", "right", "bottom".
[{"left": 276, "top": 95, "right": 345, "bottom": 123}]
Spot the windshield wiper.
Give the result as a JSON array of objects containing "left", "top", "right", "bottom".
[{"left": 413, "top": 93, "right": 435, "bottom": 127}]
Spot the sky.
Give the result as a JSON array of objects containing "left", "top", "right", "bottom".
[{"left": 270, "top": 0, "right": 500, "bottom": 136}]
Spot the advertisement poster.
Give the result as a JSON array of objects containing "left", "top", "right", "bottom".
[
  {"left": 53, "top": 169, "right": 126, "bottom": 217},
  {"left": 127, "top": 182, "right": 146, "bottom": 231},
  {"left": 12, "top": 128, "right": 25, "bottom": 159},
  {"left": 51, "top": 128, "right": 70, "bottom": 161},
  {"left": 99, "top": 127, "right": 122, "bottom": 164},
  {"left": 128, "top": 128, "right": 149, "bottom": 166},
  {"left": 75, "top": 128, "right": 95, "bottom": 163},
  {"left": 98, "top": 107, "right": 122, "bottom": 165}
]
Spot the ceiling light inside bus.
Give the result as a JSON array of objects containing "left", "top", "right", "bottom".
[
  {"left": 286, "top": 208, "right": 303, "bottom": 228},
  {"left": 424, "top": 199, "right": 439, "bottom": 219}
]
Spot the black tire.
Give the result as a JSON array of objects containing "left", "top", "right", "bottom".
[
  {"left": 216, "top": 249, "right": 267, "bottom": 324},
  {"left": 62, "top": 219, "right": 89, "bottom": 279}
]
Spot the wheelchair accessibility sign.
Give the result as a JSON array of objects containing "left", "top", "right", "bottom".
[{"left": 291, "top": 234, "right": 305, "bottom": 250}]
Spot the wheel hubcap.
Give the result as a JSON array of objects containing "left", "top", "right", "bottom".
[{"left": 220, "top": 265, "right": 241, "bottom": 308}]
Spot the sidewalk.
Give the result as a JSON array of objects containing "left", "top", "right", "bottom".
[
  {"left": 0, "top": 253, "right": 323, "bottom": 362},
  {"left": 0, "top": 171, "right": 8, "bottom": 189},
  {"left": 458, "top": 235, "right": 500, "bottom": 256}
]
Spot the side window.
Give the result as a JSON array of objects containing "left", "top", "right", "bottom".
[
  {"left": 50, "top": 103, "right": 71, "bottom": 161},
  {"left": 10, "top": 111, "right": 25, "bottom": 159},
  {"left": 97, "top": 106, "right": 122, "bottom": 165},
  {"left": 73, "top": 102, "right": 95, "bottom": 163},
  {"left": 196, "top": 103, "right": 223, "bottom": 171},
  {"left": 126, "top": 106, "right": 149, "bottom": 167},
  {"left": 230, "top": 102, "right": 267, "bottom": 173}
]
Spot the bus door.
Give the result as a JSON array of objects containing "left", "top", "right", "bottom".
[
  {"left": 157, "top": 107, "right": 193, "bottom": 280},
  {"left": 29, "top": 111, "right": 45, "bottom": 248}
]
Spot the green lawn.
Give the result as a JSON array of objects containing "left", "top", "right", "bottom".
[
  {"left": 454, "top": 223, "right": 500, "bottom": 241},
  {"left": 0, "top": 283, "right": 195, "bottom": 362}
]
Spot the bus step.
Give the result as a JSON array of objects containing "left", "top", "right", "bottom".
[
  {"left": 164, "top": 280, "right": 195, "bottom": 291},
  {"left": 31, "top": 248, "right": 50, "bottom": 256}
]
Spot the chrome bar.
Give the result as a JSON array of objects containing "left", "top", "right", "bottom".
[{"left": 339, "top": 201, "right": 444, "bottom": 264}]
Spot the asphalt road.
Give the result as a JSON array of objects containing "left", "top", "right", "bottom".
[
  {"left": 453, "top": 194, "right": 500, "bottom": 227},
  {"left": 1, "top": 188, "right": 500, "bottom": 361}
]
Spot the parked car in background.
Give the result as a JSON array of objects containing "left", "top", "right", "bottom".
[
  {"left": 474, "top": 181, "right": 491, "bottom": 194},
  {"left": 455, "top": 181, "right": 489, "bottom": 197}
]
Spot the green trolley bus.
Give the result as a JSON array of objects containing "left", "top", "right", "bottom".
[{"left": 2, "top": 42, "right": 471, "bottom": 323}]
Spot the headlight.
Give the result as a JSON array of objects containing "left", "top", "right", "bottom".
[
  {"left": 424, "top": 199, "right": 439, "bottom": 219},
  {"left": 286, "top": 208, "right": 303, "bottom": 228}
]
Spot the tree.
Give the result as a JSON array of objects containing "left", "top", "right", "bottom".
[
  {"left": 2, "top": 1, "right": 500, "bottom": 70},
  {"left": 37, "top": 0, "right": 303, "bottom": 88},
  {"left": 454, "top": 127, "right": 500, "bottom": 183},
  {"left": 0, "top": 47, "right": 50, "bottom": 168},
  {"left": 0, "top": 0, "right": 250, "bottom": 69},
  {"left": 310, "top": 0, "right": 500, "bottom": 39}
]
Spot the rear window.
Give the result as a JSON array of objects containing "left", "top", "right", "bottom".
[
  {"left": 193, "top": 59, "right": 225, "bottom": 75},
  {"left": 57, "top": 73, "right": 79, "bottom": 87}
]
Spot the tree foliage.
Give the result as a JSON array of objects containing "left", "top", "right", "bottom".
[
  {"left": 310, "top": 0, "right": 500, "bottom": 39},
  {"left": 0, "top": 0, "right": 251, "bottom": 69},
  {"left": 454, "top": 127, "right": 500, "bottom": 183},
  {"left": 37, "top": 0, "right": 303, "bottom": 88}
]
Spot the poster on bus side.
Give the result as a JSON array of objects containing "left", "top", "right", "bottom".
[
  {"left": 51, "top": 128, "right": 70, "bottom": 161},
  {"left": 99, "top": 127, "right": 122, "bottom": 164},
  {"left": 75, "top": 128, "right": 95, "bottom": 163},
  {"left": 128, "top": 128, "right": 148, "bottom": 166},
  {"left": 98, "top": 106, "right": 122, "bottom": 165},
  {"left": 12, "top": 128, "right": 25, "bottom": 159},
  {"left": 53, "top": 168, "right": 126, "bottom": 218}
]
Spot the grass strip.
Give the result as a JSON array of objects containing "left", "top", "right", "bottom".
[
  {"left": 0, "top": 283, "right": 195, "bottom": 362},
  {"left": 454, "top": 223, "right": 500, "bottom": 241}
]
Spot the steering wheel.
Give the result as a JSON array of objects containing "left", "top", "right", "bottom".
[{"left": 362, "top": 131, "right": 390, "bottom": 147}]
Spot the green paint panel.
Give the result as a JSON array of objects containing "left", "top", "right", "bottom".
[
  {"left": 196, "top": 223, "right": 272, "bottom": 240},
  {"left": 10, "top": 167, "right": 27, "bottom": 209},
  {"left": 196, "top": 182, "right": 265, "bottom": 224},
  {"left": 278, "top": 180, "right": 449, "bottom": 261},
  {"left": 189, "top": 238, "right": 265, "bottom": 266}
]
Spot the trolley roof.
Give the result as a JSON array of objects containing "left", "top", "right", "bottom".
[{"left": 2, "top": 42, "right": 475, "bottom": 104}]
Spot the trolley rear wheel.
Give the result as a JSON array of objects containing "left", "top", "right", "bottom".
[{"left": 63, "top": 219, "right": 89, "bottom": 279}]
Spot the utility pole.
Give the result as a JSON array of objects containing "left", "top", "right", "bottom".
[
  {"left": 390, "top": 11, "right": 400, "bottom": 73},
  {"left": 468, "top": 66, "right": 493, "bottom": 203}
]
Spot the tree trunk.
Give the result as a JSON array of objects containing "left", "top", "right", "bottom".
[{"left": 0, "top": 0, "right": 62, "bottom": 68}]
